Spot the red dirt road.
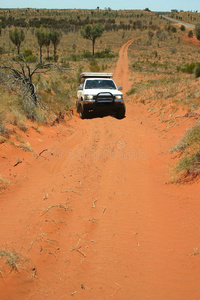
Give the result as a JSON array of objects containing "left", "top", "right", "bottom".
[{"left": 0, "top": 38, "right": 200, "bottom": 300}]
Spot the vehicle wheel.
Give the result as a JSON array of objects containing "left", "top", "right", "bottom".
[
  {"left": 76, "top": 100, "right": 79, "bottom": 113},
  {"left": 116, "top": 106, "right": 126, "bottom": 119},
  {"left": 79, "top": 104, "right": 88, "bottom": 119}
]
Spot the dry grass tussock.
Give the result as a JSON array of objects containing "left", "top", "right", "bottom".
[
  {"left": 0, "top": 176, "right": 7, "bottom": 193},
  {"left": 0, "top": 248, "right": 36, "bottom": 277}
]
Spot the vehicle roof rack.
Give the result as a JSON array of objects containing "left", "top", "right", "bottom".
[{"left": 80, "top": 72, "right": 113, "bottom": 79}]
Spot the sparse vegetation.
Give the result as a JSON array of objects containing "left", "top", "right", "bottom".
[
  {"left": 171, "top": 123, "right": 200, "bottom": 181},
  {"left": 195, "top": 24, "right": 200, "bottom": 40},
  {"left": 126, "top": 87, "right": 136, "bottom": 96}
]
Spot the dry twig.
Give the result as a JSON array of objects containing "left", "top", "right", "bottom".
[
  {"left": 61, "top": 190, "right": 82, "bottom": 195},
  {"left": 14, "top": 158, "right": 22, "bottom": 167},
  {"left": 92, "top": 198, "right": 98, "bottom": 208},
  {"left": 40, "top": 203, "right": 69, "bottom": 216},
  {"left": 71, "top": 239, "right": 86, "bottom": 257}
]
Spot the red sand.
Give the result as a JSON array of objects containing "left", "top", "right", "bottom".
[{"left": 0, "top": 38, "right": 200, "bottom": 300}]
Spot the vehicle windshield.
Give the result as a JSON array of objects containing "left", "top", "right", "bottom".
[{"left": 85, "top": 79, "right": 116, "bottom": 90}]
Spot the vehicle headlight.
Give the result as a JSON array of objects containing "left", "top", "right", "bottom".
[
  {"left": 84, "top": 95, "right": 94, "bottom": 100},
  {"left": 115, "top": 95, "right": 123, "bottom": 100}
]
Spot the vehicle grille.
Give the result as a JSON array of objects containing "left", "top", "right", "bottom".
[{"left": 95, "top": 93, "right": 114, "bottom": 103}]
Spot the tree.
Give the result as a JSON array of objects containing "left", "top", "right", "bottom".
[
  {"left": 195, "top": 24, "right": 200, "bottom": 41},
  {"left": 81, "top": 24, "right": 104, "bottom": 56},
  {"left": 0, "top": 58, "right": 66, "bottom": 118},
  {"left": 188, "top": 30, "right": 193, "bottom": 38},
  {"left": 35, "top": 28, "right": 46, "bottom": 64},
  {"left": 50, "top": 30, "right": 62, "bottom": 62},
  {"left": 148, "top": 31, "right": 154, "bottom": 44},
  {"left": 44, "top": 31, "right": 51, "bottom": 59},
  {"left": 180, "top": 25, "right": 185, "bottom": 31},
  {"left": 9, "top": 28, "right": 25, "bottom": 55}
]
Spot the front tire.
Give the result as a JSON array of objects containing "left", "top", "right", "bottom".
[
  {"left": 76, "top": 100, "right": 79, "bottom": 113},
  {"left": 116, "top": 105, "right": 126, "bottom": 119},
  {"left": 79, "top": 104, "right": 88, "bottom": 119}
]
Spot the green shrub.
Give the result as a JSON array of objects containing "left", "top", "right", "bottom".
[
  {"left": 89, "top": 60, "right": 100, "bottom": 72},
  {"left": 177, "top": 62, "right": 197, "bottom": 74},
  {"left": 20, "top": 49, "right": 37, "bottom": 63},
  {"left": 126, "top": 88, "right": 136, "bottom": 96},
  {"left": 175, "top": 153, "right": 200, "bottom": 173},
  {"left": 195, "top": 63, "right": 200, "bottom": 78},
  {"left": 0, "top": 124, "right": 9, "bottom": 137},
  {"left": 171, "top": 123, "right": 200, "bottom": 180},
  {"left": 188, "top": 30, "right": 193, "bottom": 38},
  {"left": 0, "top": 47, "right": 5, "bottom": 55},
  {"left": 68, "top": 54, "right": 80, "bottom": 61},
  {"left": 180, "top": 25, "right": 185, "bottom": 31},
  {"left": 95, "top": 51, "right": 116, "bottom": 59},
  {"left": 171, "top": 26, "right": 177, "bottom": 33},
  {"left": 22, "top": 49, "right": 33, "bottom": 57},
  {"left": 82, "top": 50, "right": 93, "bottom": 59},
  {"left": 82, "top": 49, "right": 116, "bottom": 59}
]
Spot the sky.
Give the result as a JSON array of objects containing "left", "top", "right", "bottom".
[{"left": 0, "top": 0, "right": 199, "bottom": 12}]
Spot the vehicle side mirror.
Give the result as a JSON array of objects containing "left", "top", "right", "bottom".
[
  {"left": 118, "top": 86, "right": 123, "bottom": 90},
  {"left": 78, "top": 86, "right": 83, "bottom": 90}
]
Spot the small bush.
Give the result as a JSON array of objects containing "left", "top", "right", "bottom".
[
  {"left": 176, "top": 153, "right": 200, "bottom": 172},
  {"left": 152, "top": 50, "right": 158, "bottom": 58},
  {"left": 171, "top": 27, "right": 177, "bottom": 33},
  {"left": 95, "top": 50, "right": 116, "bottom": 59},
  {"left": 177, "top": 62, "right": 197, "bottom": 74},
  {"left": 22, "top": 49, "right": 33, "bottom": 57},
  {"left": 22, "top": 99, "right": 46, "bottom": 123},
  {"left": 170, "top": 48, "right": 177, "bottom": 54},
  {"left": 188, "top": 30, "right": 193, "bottom": 38},
  {"left": 89, "top": 60, "right": 100, "bottom": 72},
  {"left": 82, "top": 49, "right": 116, "bottom": 59},
  {"left": 195, "top": 63, "right": 200, "bottom": 78},
  {"left": 22, "top": 49, "right": 37, "bottom": 63},
  {"left": 68, "top": 54, "right": 80, "bottom": 61},
  {"left": 180, "top": 25, "right": 186, "bottom": 31},
  {"left": 82, "top": 50, "right": 92, "bottom": 59},
  {"left": 171, "top": 123, "right": 200, "bottom": 180},
  {"left": 126, "top": 88, "right": 136, "bottom": 96},
  {"left": 0, "top": 124, "right": 9, "bottom": 137},
  {"left": 0, "top": 47, "right": 5, "bottom": 54}
]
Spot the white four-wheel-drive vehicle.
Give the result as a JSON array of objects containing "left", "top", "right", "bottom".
[{"left": 76, "top": 72, "right": 126, "bottom": 119}]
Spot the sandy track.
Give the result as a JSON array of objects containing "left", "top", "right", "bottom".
[{"left": 0, "top": 38, "right": 200, "bottom": 300}]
